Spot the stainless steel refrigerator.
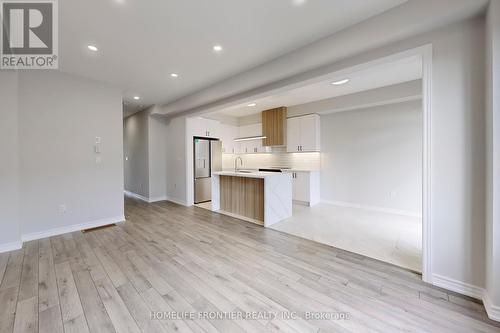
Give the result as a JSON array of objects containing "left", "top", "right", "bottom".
[{"left": 194, "top": 138, "right": 222, "bottom": 203}]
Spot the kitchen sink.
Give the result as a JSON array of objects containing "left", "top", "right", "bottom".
[{"left": 236, "top": 170, "right": 253, "bottom": 173}]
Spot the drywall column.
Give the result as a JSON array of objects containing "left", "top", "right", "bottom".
[
  {"left": 148, "top": 113, "right": 168, "bottom": 201},
  {"left": 0, "top": 71, "right": 21, "bottom": 251},
  {"left": 124, "top": 110, "right": 150, "bottom": 198},
  {"left": 485, "top": 0, "right": 500, "bottom": 319}
]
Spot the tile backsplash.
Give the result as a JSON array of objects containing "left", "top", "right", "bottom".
[{"left": 222, "top": 152, "right": 321, "bottom": 171}]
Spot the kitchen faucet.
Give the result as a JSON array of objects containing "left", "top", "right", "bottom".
[{"left": 234, "top": 156, "right": 243, "bottom": 172}]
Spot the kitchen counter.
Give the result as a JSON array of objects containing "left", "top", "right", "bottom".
[
  {"left": 213, "top": 170, "right": 281, "bottom": 178},
  {"left": 211, "top": 171, "right": 292, "bottom": 227}
]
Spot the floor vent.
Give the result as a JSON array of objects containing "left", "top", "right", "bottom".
[{"left": 82, "top": 224, "right": 116, "bottom": 233}]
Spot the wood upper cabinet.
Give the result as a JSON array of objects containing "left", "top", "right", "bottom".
[{"left": 262, "top": 107, "right": 287, "bottom": 147}]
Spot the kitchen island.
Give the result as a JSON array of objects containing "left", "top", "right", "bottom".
[{"left": 211, "top": 171, "right": 292, "bottom": 227}]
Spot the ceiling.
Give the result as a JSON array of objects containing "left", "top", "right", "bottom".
[
  {"left": 58, "top": 0, "right": 407, "bottom": 116},
  {"left": 210, "top": 55, "right": 422, "bottom": 118}
]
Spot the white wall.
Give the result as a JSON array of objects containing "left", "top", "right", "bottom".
[
  {"left": 124, "top": 110, "right": 149, "bottom": 197},
  {"left": 426, "top": 18, "right": 486, "bottom": 289},
  {"left": 166, "top": 116, "right": 187, "bottom": 205},
  {"left": 148, "top": 113, "right": 168, "bottom": 200},
  {"left": 485, "top": 0, "right": 500, "bottom": 314},
  {"left": 18, "top": 71, "right": 124, "bottom": 237},
  {"left": 320, "top": 100, "right": 422, "bottom": 215},
  {"left": 0, "top": 71, "right": 21, "bottom": 250}
]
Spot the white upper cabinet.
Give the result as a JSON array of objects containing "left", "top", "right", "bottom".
[
  {"left": 286, "top": 114, "right": 320, "bottom": 152},
  {"left": 187, "top": 117, "right": 220, "bottom": 138},
  {"left": 219, "top": 123, "right": 238, "bottom": 154},
  {"left": 236, "top": 123, "right": 268, "bottom": 154}
]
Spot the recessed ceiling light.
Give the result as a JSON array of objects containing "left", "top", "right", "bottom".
[
  {"left": 133, "top": 96, "right": 140, "bottom": 100},
  {"left": 292, "top": 0, "right": 307, "bottom": 6},
  {"left": 87, "top": 45, "right": 98, "bottom": 52},
  {"left": 247, "top": 103, "right": 257, "bottom": 107},
  {"left": 331, "top": 78, "right": 350, "bottom": 85},
  {"left": 170, "top": 73, "right": 179, "bottom": 78},
  {"left": 213, "top": 45, "right": 223, "bottom": 52}
]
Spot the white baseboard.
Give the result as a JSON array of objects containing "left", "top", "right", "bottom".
[
  {"left": 483, "top": 292, "right": 500, "bottom": 322},
  {"left": 21, "top": 215, "right": 125, "bottom": 242},
  {"left": 432, "top": 274, "right": 484, "bottom": 300},
  {"left": 124, "top": 190, "right": 150, "bottom": 202},
  {"left": 166, "top": 196, "right": 188, "bottom": 206},
  {"left": 432, "top": 274, "right": 500, "bottom": 322},
  {"left": 124, "top": 191, "right": 168, "bottom": 204},
  {"left": 0, "top": 240, "right": 23, "bottom": 253},
  {"left": 321, "top": 200, "right": 422, "bottom": 218},
  {"left": 149, "top": 196, "right": 168, "bottom": 203}
]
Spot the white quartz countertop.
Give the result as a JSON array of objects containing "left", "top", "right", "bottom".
[{"left": 213, "top": 171, "right": 289, "bottom": 179}]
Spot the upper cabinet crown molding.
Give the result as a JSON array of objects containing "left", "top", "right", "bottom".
[
  {"left": 262, "top": 107, "right": 287, "bottom": 147},
  {"left": 286, "top": 114, "right": 320, "bottom": 152}
]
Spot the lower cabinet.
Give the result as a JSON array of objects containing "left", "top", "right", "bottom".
[{"left": 287, "top": 171, "right": 320, "bottom": 206}]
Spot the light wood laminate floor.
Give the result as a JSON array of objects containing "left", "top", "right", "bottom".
[{"left": 0, "top": 197, "right": 499, "bottom": 333}]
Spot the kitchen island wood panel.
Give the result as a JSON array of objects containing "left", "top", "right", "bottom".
[
  {"left": 220, "top": 175, "right": 264, "bottom": 224},
  {"left": 212, "top": 171, "right": 292, "bottom": 227}
]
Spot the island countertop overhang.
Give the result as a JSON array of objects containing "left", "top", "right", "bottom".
[{"left": 213, "top": 170, "right": 290, "bottom": 179}]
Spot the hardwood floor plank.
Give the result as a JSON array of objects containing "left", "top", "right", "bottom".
[
  {"left": 93, "top": 277, "right": 141, "bottom": 333},
  {"left": 1, "top": 197, "right": 499, "bottom": 333},
  {"left": 38, "top": 238, "right": 59, "bottom": 312},
  {"left": 140, "top": 287, "right": 200, "bottom": 333},
  {"left": 93, "top": 246, "right": 129, "bottom": 288},
  {"left": 0, "top": 253, "right": 9, "bottom": 286},
  {"left": 39, "top": 305, "right": 64, "bottom": 333},
  {"left": 13, "top": 296, "right": 38, "bottom": 333},
  {"left": 54, "top": 261, "right": 90, "bottom": 333},
  {"left": 0, "top": 249, "right": 24, "bottom": 291},
  {"left": 70, "top": 261, "right": 117, "bottom": 333},
  {"left": 116, "top": 283, "right": 167, "bottom": 333}
]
